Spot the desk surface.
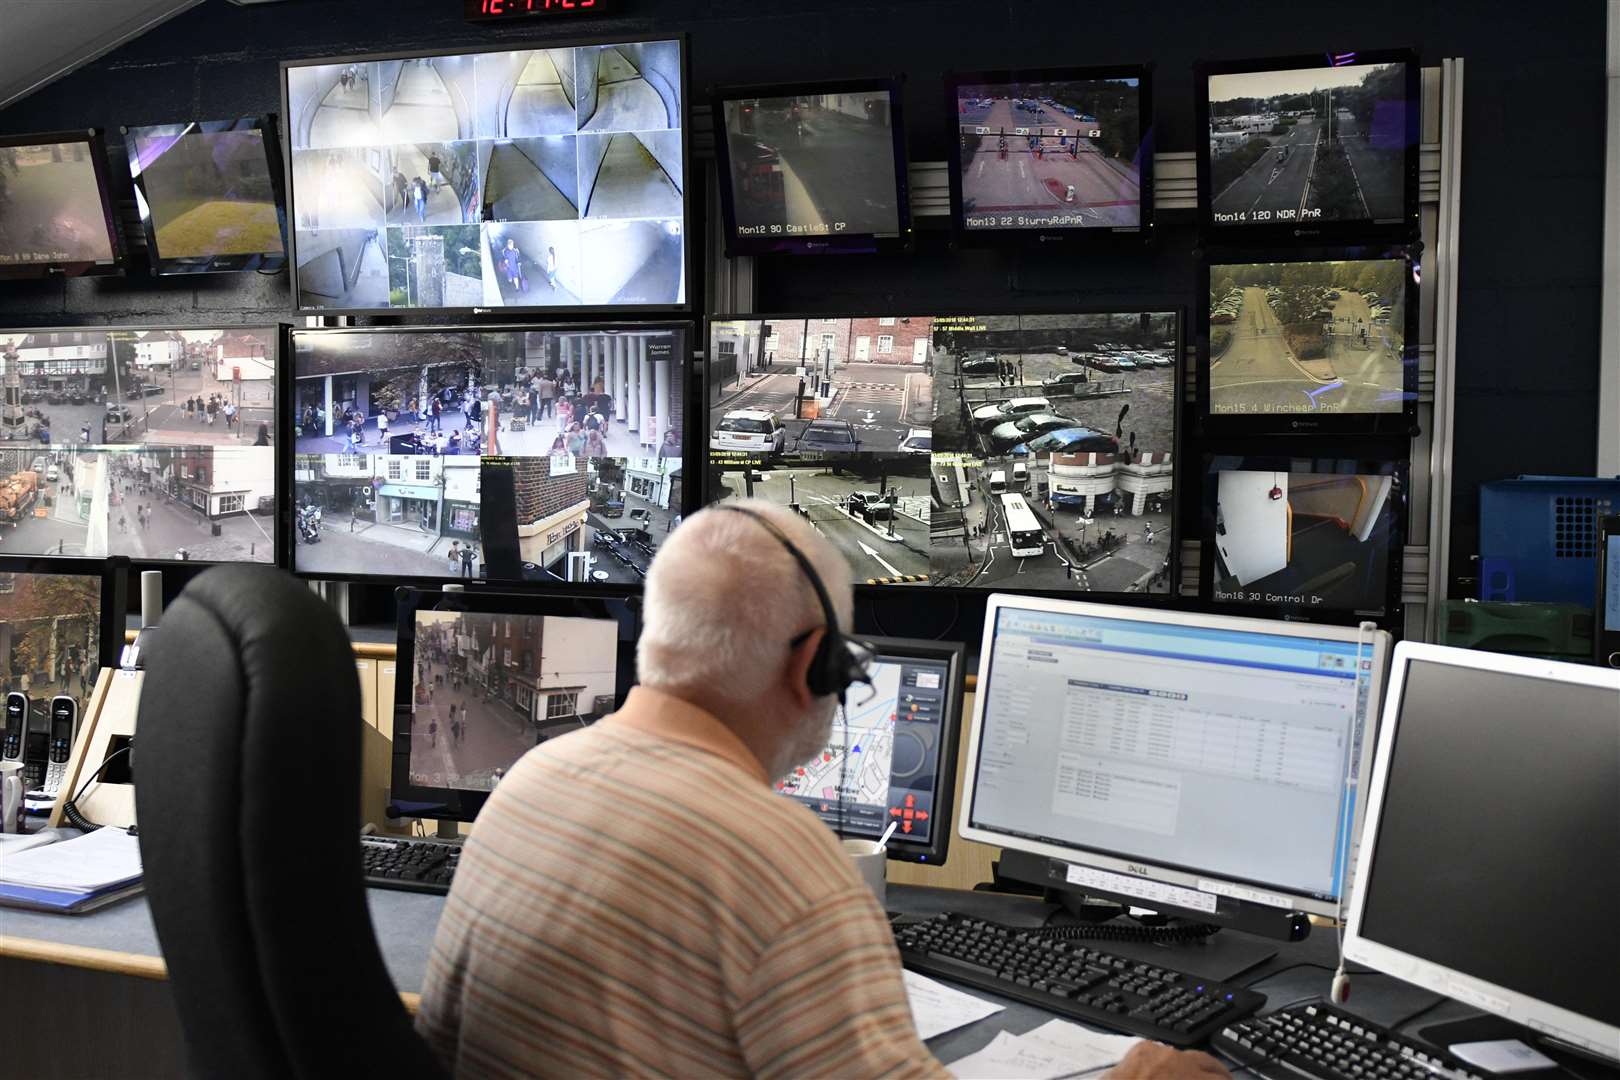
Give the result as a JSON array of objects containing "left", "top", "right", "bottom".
[{"left": 2, "top": 881, "right": 1488, "bottom": 1069}]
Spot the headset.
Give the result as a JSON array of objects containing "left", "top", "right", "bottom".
[{"left": 712, "top": 505, "right": 871, "bottom": 704}]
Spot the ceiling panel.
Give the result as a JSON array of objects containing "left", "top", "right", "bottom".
[{"left": 0, "top": 0, "right": 204, "bottom": 112}]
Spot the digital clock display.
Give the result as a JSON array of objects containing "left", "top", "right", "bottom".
[{"left": 465, "top": 0, "right": 611, "bottom": 19}]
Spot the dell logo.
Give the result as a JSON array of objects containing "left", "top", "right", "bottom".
[{"left": 1125, "top": 864, "right": 1150, "bottom": 876}]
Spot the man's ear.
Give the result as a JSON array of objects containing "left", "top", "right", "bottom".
[{"left": 781, "top": 628, "right": 823, "bottom": 710}]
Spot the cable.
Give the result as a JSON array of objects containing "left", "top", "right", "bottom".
[{"left": 59, "top": 745, "right": 132, "bottom": 832}]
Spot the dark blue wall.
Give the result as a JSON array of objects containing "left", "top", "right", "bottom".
[{"left": 0, "top": 0, "right": 1607, "bottom": 615}]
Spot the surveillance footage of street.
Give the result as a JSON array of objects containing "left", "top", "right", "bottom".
[{"left": 0, "top": 142, "right": 117, "bottom": 270}]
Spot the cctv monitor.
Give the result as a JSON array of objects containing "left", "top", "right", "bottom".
[
  {"left": 960, "top": 595, "right": 1391, "bottom": 930},
  {"left": 703, "top": 310, "right": 1179, "bottom": 597},
  {"left": 946, "top": 65, "right": 1152, "bottom": 243},
  {"left": 0, "top": 555, "right": 126, "bottom": 750},
  {"left": 1199, "top": 249, "right": 1417, "bottom": 435},
  {"left": 0, "top": 130, "right": 124, "bottom": 280},
  {"left": 282, "top": 35, "right": 688, "bottom": 314},
  {"left": 389, "top": 587, "right": 637, "bottom": 824},
  {"left": 713, "top": 79, "right": 911, "bottom": 256},
  {"left": 1344, "top": 643, "right": 1619, "bottom": 1065},
  {"left": 123, "top": 117, "right": 288, "bottom": 275},
  {"left": 290, "top": 321, "right": 689, "bottom": 585},
  {"left": 776, "top": 635, "right": 965, "bottom": 864},
  {"left": 1197, "top": 50, "right": 1419, "bottom": 243},
  {"left": 0, "top": 325, "right": 281, "bottom": 566},
  {"left": 1202, "top": 453, "right": 1404, "bottom": 620}
]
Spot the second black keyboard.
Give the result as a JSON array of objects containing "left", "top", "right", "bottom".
[
  {"left": 892, "top": 913, "right": 1265, "bottom": 1047},
  {"left": 361, "top": 835, "right": 461, "bottom": 894}
]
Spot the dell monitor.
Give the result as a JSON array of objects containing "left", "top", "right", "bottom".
[
  {"left": 959, "top": 594, "right": 1391, "bottom": 936},
  {"left": 946, "top": 64, "right": 1152, "bottom": 244},
  {"left": 290, "top": 320, "right": 689, "bottom": 585},
  {"left": 775, "top": 635, "right": 965, "bottom": 864},
  {"left": 389, "top": 587, "right": 638, "bottom": 825},
  {"left": 1343, "top": 643, "right": 1619, "bottom": 1066},
  {"left": 713, "top": 79, "right": 911, "bottom": 256},
  {"left": 282, "top": 36, "right": 688, "bottom": 314},
  {"left": 123, "top": 117, "right": 288, "bottom": 275},
  {"left": 0, "top": 129, "right": 124, "bottom": 280}
]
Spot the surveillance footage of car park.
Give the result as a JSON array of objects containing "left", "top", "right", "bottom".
[{"left": 705, "top": 312, "right": 1176, "bottom": 593}]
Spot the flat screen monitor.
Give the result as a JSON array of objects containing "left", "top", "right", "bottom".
[
  {"left": 124, "top": 117, "right": 288, "bottom": 275},
  {"left": 1202, "top": 453, "right": 1404, "bottom": 620},
  {"left": 1197, "top": 50, "right": 1419, "bottom": 242},
  {"left": 281, "top": 36, "right": 687, "bottom": 314},
  {"left": 946, "top": 65, "right": 1151, "bottom": 242},
  {"left": 0, "top": 130, "right": 123, "bottom": 280},
  {"left": 389, "top": 587, "right": 638, "bottom": 824},
  {"left": 0, "top": 325, "right": 281, "bottom": 565},
  {"left": 775, "top": 635, "right": 964, "bottom": 864},
  {"left": 1200, "top": 250, "right": 1417, "bottom": 435},
  {"left": 1344, "top": 643, "right": 1619, "bottom": 1064},
  {"left": 714, "top": 79, "right": 910, "bottom": 255},
  {"left": 0, "top": 555, "right": 125, "bottom": 746},
  {"left": 703, "top": 310, "right": 1179, "bottom": 596},
  {"left": 960, "top": 595, "right": 1391, "bottom": 921},
  {"left": 290, "top": 321, "right": 689, "bottom": 585}
]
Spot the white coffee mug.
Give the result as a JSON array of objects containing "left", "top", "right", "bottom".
[
  {"left": 841, "top": 837, "right": 887, "bottom": 907},
  {"left": 0, "top": 760, "right": 25, "bottom": 834}
]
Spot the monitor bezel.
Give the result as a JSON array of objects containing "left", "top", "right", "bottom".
[
  {"left": 943, "top": 63, "right": 1154, "bottom": 248},
  {"left": 957, "top": 593, "right": 1391, "bottom": 919},
  {"left": 711, "top": 77, "right": 913, "bottom": 257},
  {"left": 0, "top": 554, "right": 128, "bottom": 672},
  {"left": 1194, "top": 48, "right": 1421, "bottom": 244},
  {"left": 0, "top": 128, "right": 126, "bottom": 281},
  {"left": 122, "top": 115, "right": 290, "bottom": 277},
  {"left": 278, "top": 32, "right": 692, "bottom": 317},
  {"left": 1198, "top": 447, "right": 1408, "bottom": 626},
  {"left": 1196, "top": 244, "right": 1420, "bottom": 437},
  {"left": 287, "top": 318, "right": 694, "bottom": 588},
  {"left": 804, "top": 633, "right": 965, "bottom": 865},
  {"left": 700, "top": 308, "right": 1184, "bottom": 601},
  {"left": 389, "top": 586, "right": 639, "bottom": 824},
  {"left": 1342, "top": 642, "right": 1620, "bottom": 1062}
]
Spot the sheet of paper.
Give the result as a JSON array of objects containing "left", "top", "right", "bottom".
[
  {"left": 0, "top": 827, "right": 66, "bottom": 858},
  {"left": 1448, "top": 1039, "right": 1557, "bottom": 1074},
  {"left": 0, "top": 825, "right": 142, "bottom": 891},
  {"left": 904, "top": 970, "right": 1005, "bottom": 1041},
  {"left": 947, "top": 1020, "right": 1142, "bottom": 1079}
]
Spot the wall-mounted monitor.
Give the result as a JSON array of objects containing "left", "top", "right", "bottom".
[
  {"left": 703, "top": 310, "right": 1179, "bottom": 596},
  {"left": 1196, "top": 50, "right": 1419, "bottom": 242},
  {"left": 0, "top": 130, "right": 124, "bottom": 281},
  {"left": 713, "top": 79, "right": 911, "bottom": 256},
  {"left": 290, "top": 321, "right": 690, "bottom": 586},
  {"left": 1201, "top": 452, "right": 1405, "bottom": 621},
  {"left": 123, "top": 116, "right": 288, "bottom": 276},
  {"left": 945, "top": 64, "right": 1151, "bottom": 244},
  {"left": 281, "top": 36, "right": 687, "bottom": 314},
  {"left": 0, "top": 326, "right": 281, "bottom": 566},
  {"left": 1198, "top": 249, "right": 1417, "bottom": 436}
]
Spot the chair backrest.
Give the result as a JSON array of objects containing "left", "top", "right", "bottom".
[{"left": 136, "top": 566, "right": 446, "bottom": 1079}]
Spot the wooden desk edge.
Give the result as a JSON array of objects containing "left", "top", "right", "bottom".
[{"left": 0, "top": 934, "right": 423, "bottom": 1013}]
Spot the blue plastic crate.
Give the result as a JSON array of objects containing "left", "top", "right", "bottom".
[{"left": 1478, "top": 476, "right": 1620, "bottom": 604}]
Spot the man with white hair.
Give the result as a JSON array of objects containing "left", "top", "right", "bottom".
[{"left": 417, "top": 501, "right": 1226, "bottom": 1079}]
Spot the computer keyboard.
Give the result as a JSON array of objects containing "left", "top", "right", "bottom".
[
  {"left": 1211, "top": 1002, "right": 1485, "bottom": 1080},
  {"left": 360, "top": 835, "right": 460, "bottom": 894},
  {"left": 891, "top": 913, "right": 1264, "bottom": 1047}
]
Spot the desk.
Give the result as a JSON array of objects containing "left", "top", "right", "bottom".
[{"left": 3, "top": 883, "right": 1487, "bottom": 1080}]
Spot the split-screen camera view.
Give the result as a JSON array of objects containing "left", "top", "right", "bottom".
[{"left": 705, "top": 313, "right": 1176, "bottom": 594}]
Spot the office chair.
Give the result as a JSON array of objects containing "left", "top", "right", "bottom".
[{"left": 135, "top": 566, "right": 447, "bottom": 1079}]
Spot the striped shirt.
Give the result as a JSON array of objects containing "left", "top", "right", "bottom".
[{"left": 416, "top": 686, "right": 947, "bottom": 1079}]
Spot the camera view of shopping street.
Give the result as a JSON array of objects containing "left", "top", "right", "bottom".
[
  {"left": 1209, "top": 259, "right": 1408, "bottom": 415},
  {"left": 0, "top": 570, "right": 103, "bottom": 725},
  {"left": 1208, "top": 62, "right": 1408, "bottom": 227},
  {"left": 955, "top": 78, "right": 1143, "bottom": 229},
  {"left": 723, "top": 92, "right": 901, "bottom": 237},
  {"left": 0, "top": 140, "right": 117, "bottom": 268},
  {"left": 293, "top": 453, "right": 482, "bottom": 578},
  {"left": 405, "top": 610, "right": 618, "bottom": 791}
]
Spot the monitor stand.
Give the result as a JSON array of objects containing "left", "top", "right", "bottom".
[{"left": 1416, "top": 1016, "right": 1620, "bottom": 1078}]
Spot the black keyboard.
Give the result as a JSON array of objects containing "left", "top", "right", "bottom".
[
  {"left": 361, "top": 835, "right": 461, "bottom": 894},
  {"left": 1212, "top": 1002, "right": 1484, "bottom": 1080},
  {"left": 892, "top": 913, "right": 1264, "bottom": 1048}
]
